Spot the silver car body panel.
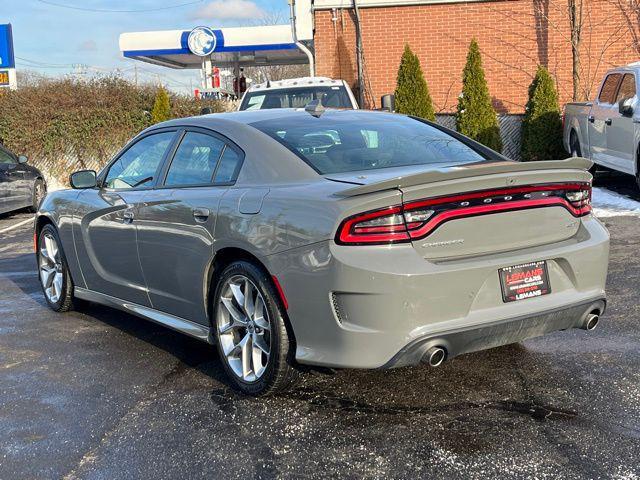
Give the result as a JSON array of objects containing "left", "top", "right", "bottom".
[{"left": 36, "top": 109, "right": 610, "bottom": 370}]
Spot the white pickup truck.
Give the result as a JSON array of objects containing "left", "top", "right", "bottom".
[
  {"left": 563, "top": 62, "right": 640, "bottom": 190},
  {"left": 238, "top": 77, "right": 359, "bottom": 111}
]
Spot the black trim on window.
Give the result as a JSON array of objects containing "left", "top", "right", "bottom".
[
  {"left": 157, "top": 125, "right": 245, "bottom": 189},
  {"left": 97, "top": 127, "right": 180, "bottom": 191}
]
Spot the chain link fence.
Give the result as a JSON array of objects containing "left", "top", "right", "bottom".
[{"left": 436, "top": 114, "right": 524, "bottom": 160}]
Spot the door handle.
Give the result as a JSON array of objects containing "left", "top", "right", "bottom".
[
  {"left": 123, "top": 210, "right": 134, "bottom": 224},
  {"left": 588, "top": 115, "right": 595, "bottom": 123},
  {"left": 192, "top": 207, "right": 210, "bottom": 222},
  {"left": 604, "top": 118, "right": 612, "bottom": 126}
]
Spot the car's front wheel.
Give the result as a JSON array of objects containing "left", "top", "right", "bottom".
[
  {"left": 213, "top": 261, "right": 299, "bottom": 395},
  {"left": 37, "top": 224, "right": 74, "bottom": 312}
]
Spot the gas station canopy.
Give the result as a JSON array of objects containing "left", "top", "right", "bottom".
[{"left": 119, "top": 24, "right": 310, "bottom": 69}]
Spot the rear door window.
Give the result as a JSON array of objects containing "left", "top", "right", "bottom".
[
  {"left": 213, "top": 147, "right": 242, "bottom": 183},
  {"left": 598, "top": 74, "right": 622, "bottom": 104},
  {"left": 165, "top": 132, "right": 225, "bottom": 186}
]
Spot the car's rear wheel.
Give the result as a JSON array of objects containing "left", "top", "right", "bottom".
[
  {"left": 30, "top": 179, "right": 46, "bottom": 213},
  {"left": 570, "top": 131, "right": 597, "bottom": 177},
  {"left": 38, "top": 224, "right": 74, "bottom": 312},
  {"left": 213, "top": 261, "right": 299, "bottom": 395}
]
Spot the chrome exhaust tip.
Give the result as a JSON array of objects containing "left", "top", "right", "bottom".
[
  {"left": 424, "top": 346, "right": 446, "bottom": 367},
  {"left": 583, "top": 312, "right": 599, "bottom": 331}
]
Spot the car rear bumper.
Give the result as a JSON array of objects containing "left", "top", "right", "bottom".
[
  {"left": 267, "top": 215, "right": 610, "bottom": 369},
  {"left": 381, "top": 297, "right": 605, "bottom": 368}
]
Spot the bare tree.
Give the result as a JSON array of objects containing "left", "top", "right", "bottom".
[{"left": 567, "top": 0, "right": 584, "bottom": 100}]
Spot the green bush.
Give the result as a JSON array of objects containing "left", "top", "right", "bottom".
[
  {"left": 151, "top": 86, "right": 171, "bottom": 124},
  {"left": 456, "top": 39, "right": 502, "bottom": 152},
  {"left": 520, "top": 66, "right": 564, "bottom": 161},
  {"left": 394, "top": 44, "right": 435, "bottom": 120},
  {"left": 0, "top": 76, "right": 226, "bottom": 186}
]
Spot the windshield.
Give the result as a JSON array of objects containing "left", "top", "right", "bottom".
[
  {"left": 240, "top": 86, "right": 353, "bottom": 110},
  {"left": 250, "top": 113, "right": 491, "bottom": 174}
]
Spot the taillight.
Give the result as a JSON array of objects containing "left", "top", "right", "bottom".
[
  {"left": 335, "top": 183, "right": 591, "bottom": 245},
  {"left": 337, "top": 206, "right": 411, "bottom": 244}
]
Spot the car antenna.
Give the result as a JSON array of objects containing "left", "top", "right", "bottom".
[{"left": 304, "top": 99, "right": 326, "bottom": 118}]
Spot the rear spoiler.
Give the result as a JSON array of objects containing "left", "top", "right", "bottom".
[{"left": 335, "top": 157, "right": 593, "bottom": 197}]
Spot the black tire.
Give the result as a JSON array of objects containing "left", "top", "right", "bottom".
[
  {"left": 569, "top": 130, "right": 582, "bottom": 158},
  {"left": 571, "top": 131, "right": 599, "bottom": 177},
  {"left": 29, "top": 179, "right": 46, "bottom": 213},
  {"left": 212, "top": 260, "right": 299, "bottom": 395},
  {"left": 37, "top": 224, "right": 74, "bottom": 312}
]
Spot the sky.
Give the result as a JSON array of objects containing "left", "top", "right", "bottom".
[{"left": 1, "top": 0, "right": 289, "bottom": 92}]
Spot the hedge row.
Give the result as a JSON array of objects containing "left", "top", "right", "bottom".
[{"left": 0, "top": 76, "right": 226, "bottom": 186}]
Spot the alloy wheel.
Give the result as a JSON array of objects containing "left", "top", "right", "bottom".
[
  {"left": 39, "top": 233, "right": 64, "bottom": 304},
  {"left": 216, "top": 274, "right": 272, "bottom": 382}
]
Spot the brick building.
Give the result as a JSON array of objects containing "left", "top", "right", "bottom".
[{"left": 307, "top": 0, "right": 639, "bottom": 113}]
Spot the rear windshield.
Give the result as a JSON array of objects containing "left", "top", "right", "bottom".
[
  {"left": 240, "top": 86, "right": 352, "bottom": 110},
  {"left": 250, "top": 113, "right": 490, "bottom": 174}
]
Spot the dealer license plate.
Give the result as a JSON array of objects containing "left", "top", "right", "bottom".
[{"left": 499, "top": 261, "right": 551, "bottom": 303}]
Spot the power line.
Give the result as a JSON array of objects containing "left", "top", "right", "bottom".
[{"left": 35, "top": 0, "right": 204, "bottom": 13}]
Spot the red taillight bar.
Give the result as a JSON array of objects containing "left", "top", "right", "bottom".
[{"left": 335, "top": 183, "right": 591, "bottom": 245}]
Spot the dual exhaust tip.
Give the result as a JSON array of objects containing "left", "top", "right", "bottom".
[
  {"left": 423, "top": 308, "right": 601, "bottom": 367},
  {"left": 582, "top": 311, "right": 600, "bottom": 331},
  {"left": 424, "top": 346, "right": 446, "bottom": 367}
]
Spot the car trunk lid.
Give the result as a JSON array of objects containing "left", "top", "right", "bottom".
[{"left": 332, "top": 158, "right": 593, "bottom": 259}]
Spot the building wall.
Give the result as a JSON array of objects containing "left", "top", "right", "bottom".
[{"left": 313, "top": 0, "right": 640, "bottom": 112}]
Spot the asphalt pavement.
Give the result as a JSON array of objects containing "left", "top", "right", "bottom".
[{"left": 1, "top": 198, "right": 639, "bottom": 479}]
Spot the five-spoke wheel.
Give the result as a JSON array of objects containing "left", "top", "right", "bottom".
[
  {"left": 37, "top": 224, "right": 74, "bottom": 311},
  {"left": 217, "top": 274, "right": 272, "bottom": 382},
  {"left": 213, "top": 261, "right": 298, "bottom": 395}
]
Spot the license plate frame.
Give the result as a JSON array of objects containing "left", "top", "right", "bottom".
[{"left": 499, "top": 261, "right": 551, "bottom": 303}]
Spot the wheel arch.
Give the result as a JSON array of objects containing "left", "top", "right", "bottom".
[
  {"left": 35, "top": 214, "right": 55, "bottom": 239},
  {"left": 205, "top": 246, "right": 296, "bottom": 344}
]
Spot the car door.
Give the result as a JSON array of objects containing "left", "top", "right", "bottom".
[
  {"left": 0, "top": 147, "right": 25, "bottom": 212},
  {"left": 607, "top": 73, "right": 637, "bottom": 174},
  {"left": 589, "top": 73, "right": 622, "bottom": 169},
  {"left": 136, "top": 128, "right": 244, "bottom": 324},
  {"left": 73, "top": 129, "right": 179, "bottom": 306}
]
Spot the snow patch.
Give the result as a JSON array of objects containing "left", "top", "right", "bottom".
[{"left": 591, "top": 187, "right": 640, "bottom": 218}]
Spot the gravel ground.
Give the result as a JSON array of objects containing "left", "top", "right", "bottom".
[{"left": 0, "top": 199, "right": 639, "bottom": 479}]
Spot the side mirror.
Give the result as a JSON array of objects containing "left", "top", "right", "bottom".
[
  {"left": 380, "top": 94, "right": 395, "bottom": 112},
  {"left": 18, "top": 155, "right": 28, "bottom": 164},
  {"left": 619, "top": 97, "right": 634, "bottom": 117},
  {"left": 70, "top": 170, "right": 97, "bottom": 189}
]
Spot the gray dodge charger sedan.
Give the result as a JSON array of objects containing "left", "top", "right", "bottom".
[{"left": 35, "top": 108, "right": 609, "bottom": 395}]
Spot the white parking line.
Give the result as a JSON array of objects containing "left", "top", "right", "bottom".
[{"left": 0, "top": 218, "right": 34, "bottom": 235}]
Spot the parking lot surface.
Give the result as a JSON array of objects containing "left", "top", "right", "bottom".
[{"left": 1, "top": 185, "right": 640, "bottom": 479}]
